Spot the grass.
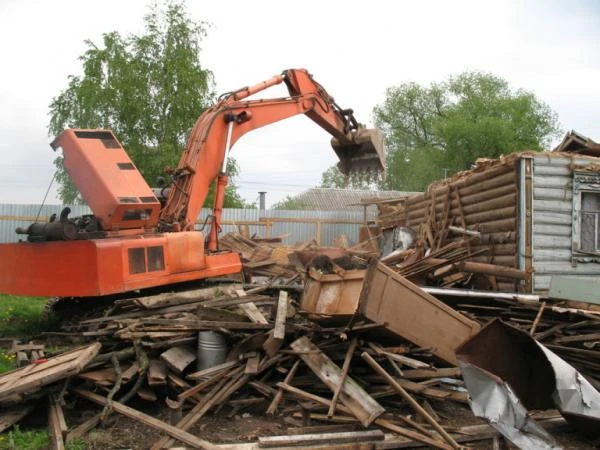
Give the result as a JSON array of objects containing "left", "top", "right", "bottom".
[
  {"left": 0, "top": 294, "right": 57, "bottom": 373},
  {"left": 0, "top": 427, "right": 86, "bottom": 450},
  {"left": 0, "top": 295, "right": 54, "bottom": 338}
]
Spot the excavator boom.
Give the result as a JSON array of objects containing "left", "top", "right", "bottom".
[{"left": 160, "top": 69, "right": 385, "bottom": 234}]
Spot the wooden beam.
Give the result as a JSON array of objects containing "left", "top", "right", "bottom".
[
  {"left": 273, "top": 291, "right": 289, "bottom": 340},
  {"left": 48, "top": 394, "right": 67, "bottom": 450},
  {"left": 258, "top": 430, "right": 384, "bottom": 447},
  {"left": 328, "top": 337, "right": 357, "bottom": 418},
  {"left": 72, "top": 388, "right": 217, "bottom": 450},
  {"left": 361, "top": 352, "right": 459, "bottom": 449},
  {"left": 290, "top": 336, "right": 384, "bottom": 426}
]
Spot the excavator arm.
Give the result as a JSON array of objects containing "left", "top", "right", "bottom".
[{"left": 159, "top": 69, "right": 385, "bottom": 247}]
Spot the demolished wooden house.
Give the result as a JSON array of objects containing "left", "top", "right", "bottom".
[{"left": 378, "top": 150, "right": 600, "bottom": 296}]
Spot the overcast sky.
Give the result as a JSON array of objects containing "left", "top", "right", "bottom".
[{"left": 1, "top": 0, "right": 599, "bottom": 207}]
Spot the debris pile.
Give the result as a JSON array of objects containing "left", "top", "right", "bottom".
[{"left": 1, "top": 233, "right": 600, "bottom": 449}]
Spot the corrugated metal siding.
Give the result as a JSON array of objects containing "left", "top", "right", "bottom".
[
  {"left": 0, "top": 205, "right": 364, "bottom": 246},
  {"left": 532, "top": 154, "right": 600, "bottom": 291},
  {"left": 197, "top": 208, "right": 364, "bottom": 246}
]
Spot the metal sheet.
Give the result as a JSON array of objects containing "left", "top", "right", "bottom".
[{"left": 456, "top": 319, "right": 600, "bottom": 449}]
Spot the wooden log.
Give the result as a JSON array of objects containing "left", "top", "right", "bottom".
[
  {"left": 290, "top": 336, "right": 384, "bottom": 426},
  {"left": 429, "top": 258, "right": 525, "bottom": 280},
  {"left": 133, "top": 285, "right": 240, "bottom": 309},
  {"left": 361, "top": 352, "right": 460, "bottom": 449},
  {"left": 72, "top": 388, "right": 217, "bottom": 450}
]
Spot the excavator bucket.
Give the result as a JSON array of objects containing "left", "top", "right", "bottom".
[{"left": 331, "top": 127, "right": 385, "bottom": 176}]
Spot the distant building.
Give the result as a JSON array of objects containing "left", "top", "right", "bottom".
[{"left": 290, "top": 188, "right": 420, "bottom": 216}]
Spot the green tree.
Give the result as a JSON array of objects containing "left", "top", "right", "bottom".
[
  {"left": 271, "top": 195, "right": 309, "bottom": 210},
  {"left": 48, "top": 1, "right": 247, "bottom": 208},
  {"left": 319, "top": 165, "right": 377, "bottom": 189},
  {"left": 374, "top": 71, "right": 561, "bottom": 191}
]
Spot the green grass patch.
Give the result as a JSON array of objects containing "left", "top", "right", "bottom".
[
  {"left": 0, "top": 295, "right": 54, "bottom": 338},
  {"left": 0, "top": 426, "right": 49, "bottom": 450}
]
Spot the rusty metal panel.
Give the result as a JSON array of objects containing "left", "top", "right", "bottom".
[{"left": 358, "top": 261, "right": 481, "bottom": 365}]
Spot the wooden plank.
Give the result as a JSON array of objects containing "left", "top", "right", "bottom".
[
  {"left": 267, "top": 359, "right": 301, "bottom": 415},
  {"left": 258, "top": 430, "right": 384, "bottom": 447},
  {"left": 262, "top": 330, "right": 283, "bottom": 358},
  {"left": 359, "top": 262, "right": 480, "bottom": 365},
  {"left": 160, "top": 346, "right": 196, "bottom": 374},
  {"left": 151, "top": 371, "right": 250, "bottom": 450},
  {"left": 0, "top": 405, "right": 33, "bottom": 432},
  {"left": 273, "top": 291, "right": 288, "bottom": 340},
  {"left": 0, "top": 343, "right": 101, "bottom": 405},
  {"left": 187, "top": 360, "right": 239, "bottom": 381},
  {"left": 554, "top": 332, "right": 600, "bottom": 344},
  {"left": 238, "top": 303, "right": 270, "bottom": 325},
  {"left": 278, "top": 385, "right": 451, "bottom": 450},
  {"left": 328, "top": 337, "right": 357, "bottom": 417},
  {"left": 244, "top": 353, "right": 260, "bottom": 375},
  {"left": 400, "top": 367, "right": 461, "bottom": 380},
  {"left": 361, "top": 352, "right": 459, "bottom": 449},
  {"left": 147, "top": 360, "right": 167, "bottom": 386},
  {"left": 48, "top": 394, "right": 67, "bottom": 450},
  {"left": 72, "top": 388, "right": 217, "bottom": 450},
  {"left": 290, "top": 336, "right": 384, "bottom": 427}
]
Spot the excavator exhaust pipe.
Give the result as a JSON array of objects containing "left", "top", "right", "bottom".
[{"left": 331, "top": 127, "right": 385, "bottom": 177}]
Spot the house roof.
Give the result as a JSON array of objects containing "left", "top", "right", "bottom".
[
  {"left": 553, "top": 130, "right": 600, "bottom": 156},
  {"left": 293, "top": 188, "right": 419, "bottom": 212}
]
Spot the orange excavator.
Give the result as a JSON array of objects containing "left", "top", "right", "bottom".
[{"left": 0, "top": 69, "right": 384, "bottom": 298}]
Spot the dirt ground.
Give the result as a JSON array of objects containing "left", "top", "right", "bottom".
[{"left": 53, "top": 397, "right": 597, "bottom": 450}]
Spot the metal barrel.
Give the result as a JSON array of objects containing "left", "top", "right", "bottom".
[{"left": 197, "top": 331, "right": 228, "bottom": 371}]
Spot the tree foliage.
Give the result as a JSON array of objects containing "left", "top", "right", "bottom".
[
  {"left": 271, "top": 195, "right": 309, "bottom": 210},
  {"left": 48, "top": 1, "right": 249, "bottom": 208},
  {"left": 319, "top": 165, "right": 377, "bottom": 190},
  {"left": 374, "top": 71, "right": 561, "bottom": 191}
]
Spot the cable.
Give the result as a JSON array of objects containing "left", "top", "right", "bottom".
[{"left": 34, "top": 171, "right": 57, "bottom": 223}]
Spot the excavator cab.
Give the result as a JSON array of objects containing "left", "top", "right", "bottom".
[{"left": 331, "top": 126, "right": 385, "bottom": 176}]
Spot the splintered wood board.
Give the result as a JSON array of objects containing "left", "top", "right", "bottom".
[{"left": 0, "top": 343, "right": 101, "bottom": 405}]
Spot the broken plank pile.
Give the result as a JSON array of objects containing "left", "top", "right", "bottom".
[
  {"left": 219, "top": 232, "right": 377, "bottom": 285},
  {"left": 0, "top": 282, "right": 490, "bottom": 449}
]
